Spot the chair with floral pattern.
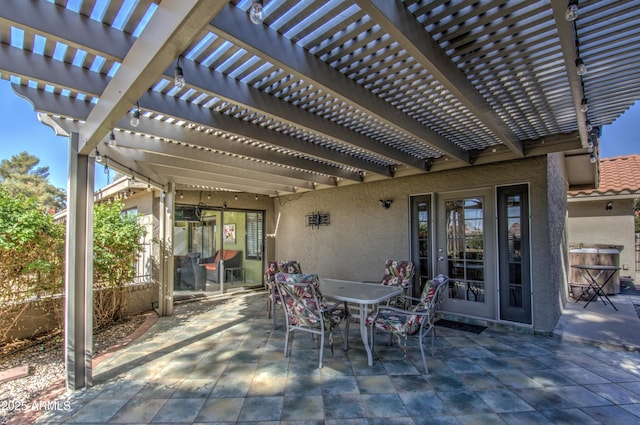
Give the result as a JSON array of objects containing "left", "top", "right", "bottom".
[
  {"left": 379, "top": 260, "right": 416, "bottom": 306},
  {"left": 275, "top": 272, "right": 350, "bottom": 368},
  {"left": 367, "top": 274, "right": 449, "bottom": 373},
  {"left": 264, "top": 261, "right": 302, "bottom": 328}
]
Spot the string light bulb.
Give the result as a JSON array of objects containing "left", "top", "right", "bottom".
[
  {"left": 249, "top": 0, "right": 265, "bottom": 25},
  {"left": 586, "top": 120, "right": 593, "bottom": 132},
  {"left": 130, "top": 102, "right": 140, "bottom": 127},
  {"left": 95, "top": 150, "right": 103, "bottom": 163},
  {"left": 109, "top": 130, "right": 117, "bottom": 146},
  {"left": 575, "top": 57, "right": 587, "bottom": 76},
  {"left": 580, "top": 98, "right": 589, "bottom": 113},
  {"left": 565, "top": 0, "right": 579, "bottom": 21},
  {"left": 174, "top": 56, "right": 185, "bottom": 89}
]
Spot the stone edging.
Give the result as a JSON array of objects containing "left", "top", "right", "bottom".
[{"left": 6, "top": 312, "right": 159, "bottom": 425}]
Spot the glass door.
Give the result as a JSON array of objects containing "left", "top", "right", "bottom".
[
  {"left": 437, "top": 189, "right": 495, "bottom": 318},
  {"left": 220, "top": 210, "right": 264, "bottom": 291}
]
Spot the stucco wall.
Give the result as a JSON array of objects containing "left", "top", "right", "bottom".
[
  {"left": 568, "top": 198, "right": 636, "bottom": 278},
  {"left": 274, "top": 156, "right": 563, "bottom": 332},
  {"left": 544, "top": 153, "right": 569, "bottom": 332},
  {"left": 1, "top": 282, "right": 158, "bottom": 342}
]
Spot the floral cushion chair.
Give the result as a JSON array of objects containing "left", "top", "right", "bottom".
[
  {"left": 380, "top": 260, "right": 416, "bottom": 306},
  {"left": 264, "top": 261, "right": 301, "bottom": 328},
  {"left": 275, "top": 272, "right": 349, "bottom": 368},
  {"left": 367, "top": 274, "right": 449, "bottom": 373}
]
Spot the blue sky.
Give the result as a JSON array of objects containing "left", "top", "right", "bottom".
[{"left": 0, "top": 80, "right": 638, "bottom": 190}]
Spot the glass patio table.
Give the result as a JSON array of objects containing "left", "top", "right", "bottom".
[{"left": 319, "top": 278, "right": 404, "bottom": 366}]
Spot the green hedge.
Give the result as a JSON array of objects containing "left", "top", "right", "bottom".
[{"left": 0, "top": 187, "right": 146, "bottom": 340}]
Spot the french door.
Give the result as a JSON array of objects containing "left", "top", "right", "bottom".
[
  {"left": 411, "top": 186, "right": 530, "bottom": 323},
  {"left": 437, "top": 189, "right": 495, "bottom": 318}
]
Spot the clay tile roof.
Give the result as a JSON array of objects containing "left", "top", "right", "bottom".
[{"left": 570, "top": 155, "right": 640, "bottom": 196}]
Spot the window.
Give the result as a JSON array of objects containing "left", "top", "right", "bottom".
[
  {"left": 246, "top": 212, "right": 263, "bottom": 260},
  {"left": 497, "top": 184, "right": 531, "bottom": 324}
]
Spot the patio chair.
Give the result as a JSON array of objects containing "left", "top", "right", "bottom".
[
  {"left": 275, "top": 272, "right": 350, "bottom": 368},
  {"left": 379, "top": 260, "right": 416, "bottom": 307},
  {"left": 367, "top": 274, "right": 449, "bottom": 374},
  {"left": 264, "top": 261, "right": 301, "bottom": 328}
]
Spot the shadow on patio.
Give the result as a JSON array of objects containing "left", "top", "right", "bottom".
[{"left": 27, "top": 289, "right": 640, "bottom": 424}]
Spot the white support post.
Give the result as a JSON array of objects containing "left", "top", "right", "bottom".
[
  {"left": 159, "top": 182, "right": 175, "bottom": 316},
  {"left": 64, "top": 132, "right": 95, "bottom": 391}
]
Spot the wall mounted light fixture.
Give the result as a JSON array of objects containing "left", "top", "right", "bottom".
[
  {"left": 379, "top": 199, "right": 393, "bottom": 209},
  {"left": 606, "top": 201, "right": 613, "bottom": 211},
  {"left": 306, "top": 212, "right": 330, "bottom": 228}
]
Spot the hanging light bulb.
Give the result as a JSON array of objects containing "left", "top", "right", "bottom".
[
  {"left": 249, "top": 0, "right": 265, "bottom": 25},
  {"left": 109, "top": 130, "right": 117, "bottom": 146},
  {"left": 586, "top": 120, "right": 593, "bottom": 132},
  {"left": 174, "top": 56, "right": 185, "bottom": 89},
  {"left": 207, "top": 192, "right": 211, "bottom": 200},
  {"left": 580, "top": 98, "right": 589, "bottom": 113},
  {"left": 95, "top": 150, "right": 103, "bottom": 163},
  {"left": 575, "top": 57, "right": 587, "bottom": 76},
  {"left": 180, "top": 191, "right": 184, "bottom": 200},
  {"left": 590, "top": 154, "right": 597, "bottom": 164},
  {"left": 147, "top": 184, "right": 152, "bottom": 192},
  {"left": 130, "top": 103, "right": 141, "bottom": 127},
  {"left": 565, "top": 0, "right": 579, "bottom": 21}
]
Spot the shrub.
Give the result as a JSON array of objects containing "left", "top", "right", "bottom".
[
  {"left": 92, "top": 201, "right": 146, "bottom": 329},
  {"left": 0, "top": 187, "right": 65, "bottom": 341},
  {"left": 0, "top": 188, "right": 147, "bottom": 341}
]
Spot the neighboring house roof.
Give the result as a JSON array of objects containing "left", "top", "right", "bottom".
[{"left": 569, "top": 155, "right": 640, "bottom": 197}]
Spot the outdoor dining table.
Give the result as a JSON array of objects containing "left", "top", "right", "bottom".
[
  {"left": 571, "top": 264, "right": 621, "bottom": 311},
  {"left": 319, "top": 278, "right": 404, "bottom": 366}
]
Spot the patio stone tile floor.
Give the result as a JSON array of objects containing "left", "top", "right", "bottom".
[{"left": 27, "top": 290, "right": 640, "bottom": 424}]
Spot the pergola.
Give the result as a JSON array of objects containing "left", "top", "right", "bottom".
[{"left": 1, "top": 0, "right": 639, "bottom": 390}]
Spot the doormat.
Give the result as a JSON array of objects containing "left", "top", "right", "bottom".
[{"left": 436, "top": 319, "right": 486, "bottom": 334}]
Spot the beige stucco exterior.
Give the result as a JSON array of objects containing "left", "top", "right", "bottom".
[
  {"left": 115, "top": 155, "right": 571, "bottom": 334},
  {"left": 568, "top": 197, "right": 637, "bottom": 280},
  {"left": 273, "top": 155, "right": 567, "bottom": 333}
]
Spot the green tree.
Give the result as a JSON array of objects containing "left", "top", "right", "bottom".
[{"left": 0, "top": 151, "right": 66, "bottom": 213}]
